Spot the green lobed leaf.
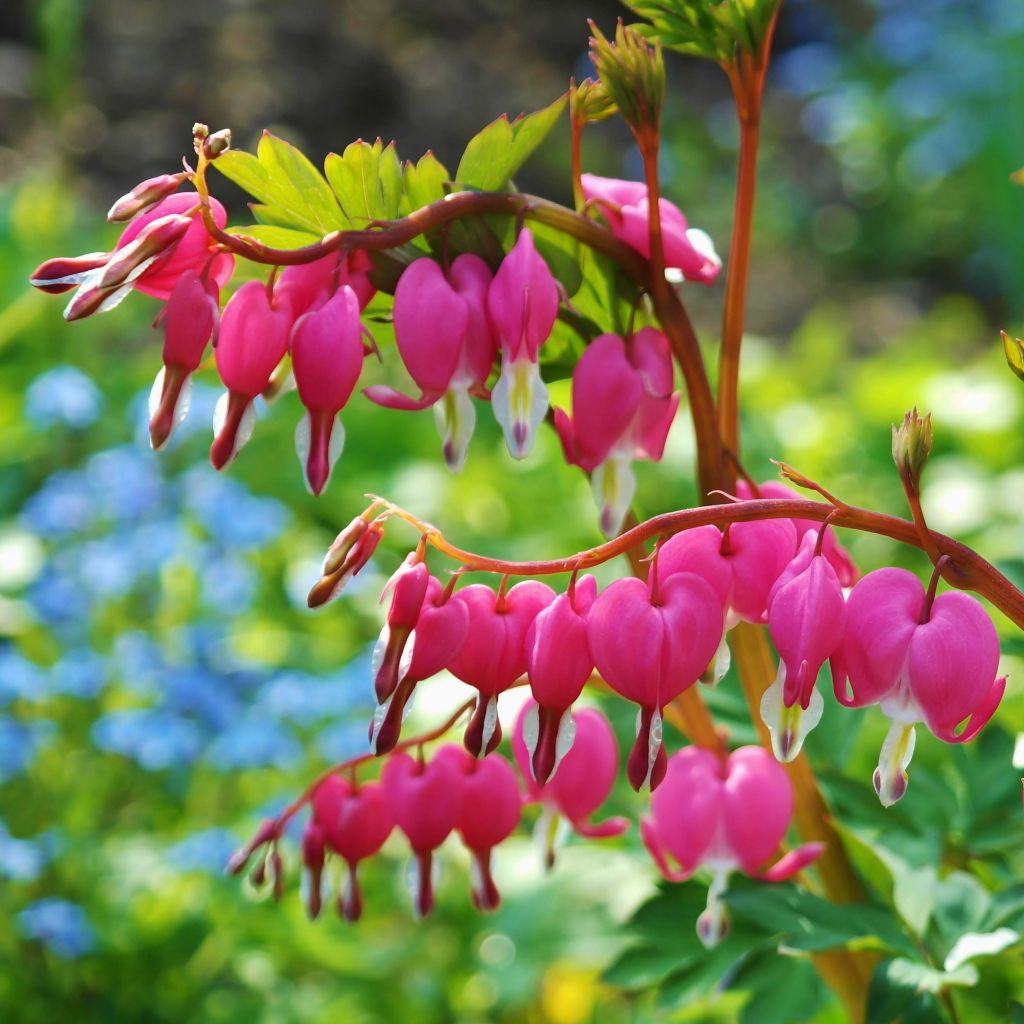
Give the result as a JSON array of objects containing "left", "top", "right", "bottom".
[
  {"left": 402, "top": 151, "right": 451, "bottom": 212},
  {"left": 325, "top": 139, "right": 404, "bottom": 227},
  {"left": 225, "top": 224, "right": 320, "bottom": 248},
  {"left": 454, "top": 93, "right": 567, "bottom": 191}
]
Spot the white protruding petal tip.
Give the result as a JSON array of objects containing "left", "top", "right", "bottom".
[
  {"left": 491, "top": 357, "right": 548, "bottom": 460},
  {"left": 760, "top": 667, "right": 824, "bottom": 763}
]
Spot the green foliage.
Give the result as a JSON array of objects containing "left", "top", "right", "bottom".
[
  {"left": 625, "top": 0, "right": 782, "bottom": 66},
  {"left": 325, "top": 139, "right": 404, "bottom": 225}
]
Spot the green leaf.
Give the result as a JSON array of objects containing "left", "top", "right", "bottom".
[
  {"left": 213, "top": 133, "right": 345, "bottom": 236},
  {"left": 402, "top": 151, "right": 451, "bottom": 212},
  {"left": 324, "top": 139, "right": 404, "bottom": 227},
  {"left": 867, "top": 958, "right": 977, "bottom": 1024},
  {"left": 943, "top": 927, "right": 1020, "bottom": 971},
  {"left": 454, "top": 93, "right": 567, "bottom": 191},
  {"left": 933, "top": 872, "right": 993, "bottom": 946}
]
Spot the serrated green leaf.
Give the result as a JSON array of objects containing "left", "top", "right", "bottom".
[
  {"left": 324, "top": 139, "right": 404, "bottom": 228},
  {"left": 454, "top": 93, "right": 567, "bottom": 191},
  {"left": 249, "top": 203, "right": 320, "bottom": 232},
  {"left": 402, "top": 151, "right": 451, "bottom": 213},
  {"left": 225, "top": 224, "right": 320, "bottom": 249},
  {"left": 1003, "top": 332, "right": 1024, "bottom": 381},
  {"left": 257, "top": 132, "right": 345, "bottom": 234}
]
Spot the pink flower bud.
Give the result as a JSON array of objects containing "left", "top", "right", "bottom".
[
  {"left": 759, "top": 531, "right": 847, "bottom": 763},
  {"left": 737, "top": 480, "right": 858, "bottom": 586},
  {"left": 588, "top": 571, "right": 723, "bottom": 791},
  {"left": 29, "top": 252, "right": 110, "bottom": 294},
  {"left": 291, "top": 285, "right": 365, "bottom": 494},
  {"left": 311, "top": 776, "right": 393, "bottom": 922},
  {"left": 381, "top": 751, "right": 465, "bottom": 918},
  {"left": 513, "top": 702, "right": 628, "bottom": 868},
  {"left": 308, "top": 519, "right": 384, "bottom": 608},
  {"left": 833, "top": 566, "right": 1005, "bottom": 806},
  {"left": 107, "top": 172, "right": 188, "bottom": 222},
  {"left": 301, "top": 819, "right": 327, "bottom": 919},
  {"left": 210, "top": 280, "right": 291, "bottom": 470},
  {"left": 641, "top": 745, "right": 822, "bottom": 947},
  {"left": 581, "top": 173, "right": 721, "bottom": 284},
  {"left": 523, "top": 575, "right": 597, "bottom": 785},
  {"left": 104, "top": 214, "right": 193, "bottom": 289},
  {"left": 148, "top": 269, "right": 220, "bottom": 451},
  {"left": 554, "top": 329, "right": 679, "bottom": 535},
  {"left": 448, "top": 580, "right": 556, "bottom": 756},
  {"left": 437, "top": 745, "right": 522, "bottom": 911},
  {"left": 486, "top": 229, "right": 560, "bottom": 459},
  {"left": 371, "top": 558, "right": 430, "bottom": 705}
]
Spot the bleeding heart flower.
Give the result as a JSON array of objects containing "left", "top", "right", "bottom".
[
  {"left": 291, "top": 284, "right": 366, "bottom": 494},
  {"left": 381, "top": 750, "right": 465, "bottom": 918},
  {"left": 148, "top": 268, "right": 221, "bottom": 450},
  {"left": 274, "top": 250, "right": 376, "bottom": 318},
  {"left": 513, "top": 701, "right": 628, "bottom": 868},
  {"left": 448, "top": 580, "right": 556, "bottom": 756},
  {"left": 210, "top": 279, "right": 292, "bottom": 470},
  {"left": 641, "top": 745, "right": 823, "bottom": 947},
  {"left": 310, "top": 776, "right": 394, "bottom": 922},
  {"left": 581, "top": 173, "right": 721, "bottom": 284},
  {"left": 366, "top": 255, "right": 497, "bottom": 472},
  {"left": 523, "top": 575, "right": 597, "bottom": 785},
  {"left": 554, "top": 330, "right": 679, "bottom": 536},
  {"left": 759, "top": 530, "right": 847, "bottom": 763},
  {"left": 737, "top": 480, "right": 858, "bottom": 586},
  {"left": 832, "top": 566, "right": 1005, "bottom": 806},
  {"left": 588, "top": 570, "right": 723, "bottom": 791},
  {"left": 486, "top": 229, "right": 560, "bottom": 459}
]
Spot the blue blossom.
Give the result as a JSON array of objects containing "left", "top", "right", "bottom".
[
  {"left": 85, "top": 446, "right": 165, "bottom": 524},
  {"left": 0, "top": 717, "right": 53, "bottom": 779},
  {"left": 92, "top": 708, "right": 201, "bottom": 770},
  {"left": 18, "top": 898, "right": 95, "bottom": 957},
  {"left": 128, "top": 518, "right": 197, "bottom": 574},
  {"left": 181, "top": 467, "right": 288, "bottom": 549},
  {"left": 26, "top": 570, "right": 92, "bottom": 633},
  {"left": 50, "top": 649, "right": 107, "bottom": 698},
  {"left": 110, "top": 631, "right": 165, "bottom": 696},
  {"left": 199, "top": 553, "right": 257, "bottom": 614},
  {"left": 77, "top": 536, "right": 142, "bottom": 598},
  {"left": 0, "top": 649, "right": 47, "bottom": 705},
  {"left": 166, "top": 828, "right": 239, "bottom": 873},
  {"left": 21, "top": 470, "right": 96, "bottom": 539},
  {"left": 206, "top": 717, "right": 302, "bottom": 771},
  {"left": 163, "top": 666, "right": 242, "bottom": 730},
  {"left": 0, "top": 823, "right": 50, "bottom": 881},
  {"left": 24, "top": 366, "right": 103, "bottom": 430},
  {"left": 316, "top": 720, "right": 369, "bottom": 763}
]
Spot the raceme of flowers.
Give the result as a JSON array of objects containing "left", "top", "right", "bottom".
[{"left": 30, "top": 163, "right": 718, "bottom": 537}]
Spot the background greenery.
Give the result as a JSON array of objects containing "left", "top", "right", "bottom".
[{"left": 0, "top": 0, "right": 1022, "bottom": 1021}]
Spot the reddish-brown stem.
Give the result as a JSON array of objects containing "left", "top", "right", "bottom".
[
  {"left": 717, "top": 9, "right": 781, "bottom": 480},
  {"left": 373, "top": 496, "right": 1024, "bottom": 628}
]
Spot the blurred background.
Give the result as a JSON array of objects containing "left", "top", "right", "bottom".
[{"left": 1, "top": 0, "right": 1023, "bottom": 1021}]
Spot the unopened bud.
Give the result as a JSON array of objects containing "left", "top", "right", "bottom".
[
  {"left": 203, "top": 129, "right": 232, "bottom": 159},
  {"left": 323, "top": 516, "right": 370, "bottom": 576},
  {"left": 99, "top": 213, "right": 192, "bottom": 289},
  {"left": 570, "top": 77, "right": 616, "bottom": 124},
  {"left": 225, "top": 817, "right": 280, "bottom": 876},
  {"left": 301, "top": 821, "right": 326, "bottom": 920},
  {"left": 29, "top": 252, "right": 110, "bottom": 294},
  {"left": 63, "top": 277, "right": 133, "bottom": 322},
  {"left": 309, "top": 520, "right": 384, "bottom": 607},
  {"left": 1002, "top": 331, "right": 1024, "bottom": 382},
  {"left": 107, "top": 172, "right": 188, "bottom": 222},
  {"left": 588, "top": 20, "right": 665, "bottom": 141},
  {"left": 891, "top": 407, "right": 933, "bottom": 497}
]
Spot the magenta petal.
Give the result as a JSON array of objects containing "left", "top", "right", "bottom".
[
  {"left": 727, "top": 518, "right": 799, "bottom": 623},
  {"left": 448, "top": 253, "right": 497, "bottom": 385},
  {"left": 575, "top": 815, "right": 630, "bottom": 839},
  {"left": 723, "top": 746, "right": 793, "bottom": 874},
  {"left": 214, "top": 280, "right": 291, "bottom": 397},
  {"left": 648, "top": 746, "right": 721, "bottom": 872},
  {"left": 929, "top": 676, "right": 1006, "bottom": 744},
  {"left": 759, "top": 842, "right": 825, "bottom": 882},
  {"left": 630, "top": 327, "right": 674, "bottom": 397},
  {"left": 580, "top": 173, "right": 649, "bottom": 211},
  {"left": 526, "top": 576, "right": 596, "bottom": 710},
  {"left": 363, "top": 384, "right": 441, "bottom": 411},
  {"left": 640, "top": 816, "right": 692, "bottom": 882},
  {"left": 291, "top": 285, "right": 364, "bottom": 413},
  {"left": 655, "top": 526, "right": 732, "bottom": 609}
]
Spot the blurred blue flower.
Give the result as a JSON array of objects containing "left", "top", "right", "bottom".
[
  {"left": 181, "top": 467, "right": 288, "bottom": 549},
  {"left": 0, "top": 717, "right": 53, "bottom": 779},
  {"left": 0, "top": 649, "right": 47, "bottom": 705},
  {"left": 166, "top": 828, "right": 238, "bottom": 873},
  {"left": 199, "top": 553, "right": 257, "bottom": 614},
  {"left": 316, "top": 719, "right": 369, "bottom": 763},
  {"left": 255, "top": 671, "right": 359, "bottom": 726},
  {"left": 85, "top": 447, "right": 165, "bottom": 524},
  {"left": 77, "top": 537, "right": 142, "bottom": 599},
  {"left": 163, "top": 666, "right": 241, "bottom": 730},
  {"left": 27, "top": 570, "right": 92, "bottom": 632},
  {"left": 21, "top": 470, "right": 96, "bottom": 538},
  {"left": 0, "top": 822, "right": 50, "bottom": 881},
  {"left": 92, "top": 709, "right": 201, "bottom": 770},
  {"left": 24, "top": 366, "right": 103, "bottom": 430},
  {"left": 128, "top": 518, "right": 197, "bottom": 574},
  {"left": 206, "top": 717, "right": 302, "bottom": 771},
  {"left": 772, "top": 43, "right": 838, "bottom": 98},
  {"left": 50, "top": 649, "right": 107, "bottom": 698},
  {"left": 18, "top": 899, "right": 95, "bottom": 958},
  {"left": 110, "top": 631, "right": 165, "bottom": 696}
]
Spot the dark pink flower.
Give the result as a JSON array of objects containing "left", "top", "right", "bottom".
[{"left": 642, "top": 745, "right": 823, "bottom": 946}]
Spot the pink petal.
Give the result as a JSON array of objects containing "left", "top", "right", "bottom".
[
  {"left": 722, "top": 746, "right": 793, "bottom": 874},
  {"left": 649, "top": 747, "right": 722, "bottom": 872},
  {"left": 291, "top": 285, "right": 364, "bottom": 413}
]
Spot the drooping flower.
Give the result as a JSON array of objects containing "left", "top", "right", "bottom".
[
  {"left": 291, "top": 284, "right": 366, "bottom": 494},
  {"left": 369, "top": 573, "right": 470, "bottom": 755},
  {"left": 148, "top": 269, "right": 221, "bottom": 450},
  {"left": 448, "top": 580, "right": 556, "bottom": 756},
  {"left": 588, "top": 569, "right": 723, "bottom": 791},
  {"left": 641, "top": 745, "right": 823, "bottom": 947},
  {"left": 307, "top": 515, "right": 385, "bottom": 608},
  {"left": 365, "top": 255, "right": 497, "bottom": 472},
  {"left": 381, "top": 750, "right": 464, "bottom": 918},
  {"left": 554, "top": 330, "right": 679, "bottom": 536},
  {"left": 274, "top": 250, "right": 376, "bottom": 318},
  {"left": 310, "top": 775, "right": 394, "bottom": 922},
  {"left": 513, "top": 701, "right": 628, "bottom": 868},
  {"left": 486, "top": 229, "right": 560, "bottom": 459},
  {"left": 522, "top": 575, "right": 597, "bottom": 785},
  {"left": 759, "top": 530, "right": 847, "bottom": 763},
  {"left": 436, "top": 745, "right": 522, "bottom": 911},
  {"left": 737, "top": 479, "right": 858, "bottom": 586},
  {"left": 581, "top": 173, "right": 721, "bottom": 284},
  {"left": 832, "top": 566, "right": 1005, "bottom": 806},
  {"left": 210, "top": 279, "right": 292, "bottom": 469}
]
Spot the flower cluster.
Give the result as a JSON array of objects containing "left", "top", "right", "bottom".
[{"left": 30, "top": 158, "right": 718, "bottom": 532}]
